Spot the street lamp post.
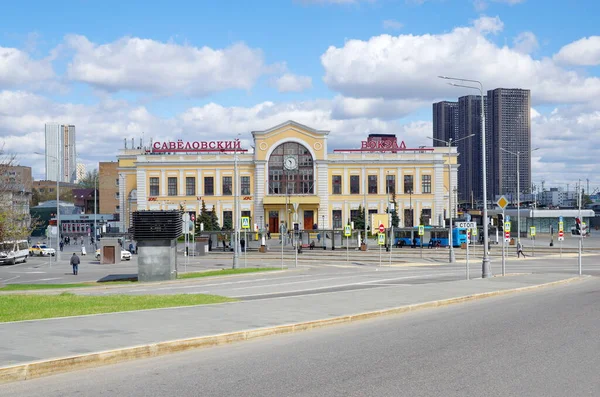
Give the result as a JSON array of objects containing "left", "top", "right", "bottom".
[
  {"left": 232, "top": 135, "right": 240, "bottom": 269},
  {"left": 428, "top": 134, "right": 474, "bottom": 263},
  {"left": 439, "top": 75, "right": 491, "bottom": 277},
  {"left": 501, "top": 147, "right": 539, "bottom": 244}
]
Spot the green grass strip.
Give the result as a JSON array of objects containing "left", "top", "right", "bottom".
[
  {"left": 0, "top": 293, "right": 236, "bottom": 322},
  {"left": 0, "top": 283, "right": 93, "bottom": 291},
  {"left": 177, "top": 267, "right": 281, "bottom": 279}
]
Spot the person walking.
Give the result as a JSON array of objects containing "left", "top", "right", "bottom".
[
  {"left": 70, "top": 253, "right": 80, "bottom": 275},
  {"left": 517, "top": 241, "right": 526, "bottom": 258},
  {"left": 59, "top": 241, "right": 64, "bottom": 252}
]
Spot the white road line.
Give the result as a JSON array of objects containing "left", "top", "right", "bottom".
[
  {"left": 11, "top": 277, "right": 63, "bottom": 284},
  {"left": 0, "top": 275, "right": 20, "bottom": 283},
  {"left": 229, "top": 272, "right": 457, "bottom": 298}
]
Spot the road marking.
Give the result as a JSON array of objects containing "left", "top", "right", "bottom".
[
  {"left": 229, "top": 273, "right": 458, "bottom": 298},
  {"left": 0, "top": 275, "right": 20, "bottom": 283},
  {"left": 10, "top": 277, "right": 63, "bottom": 284}
]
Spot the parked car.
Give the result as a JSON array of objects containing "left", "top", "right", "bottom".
[
  {"left": 29, "top": 244, "right": 56, "bottom": 257},
  {"left": 0, "top": 240, "right": 29, "bottom": 265},
  {"left": 95, "top": 249, "right": 132, "bottom": 261}
]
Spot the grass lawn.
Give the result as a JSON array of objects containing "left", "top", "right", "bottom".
[
  {"left": 0, "top": 283, "right": 94, "bottom": 291},
  {"left": 0, "top": 293, "right": 236, "bottom": 322},
  {"left": 177, "top": 267, "right": 281, "bottom": 279}
]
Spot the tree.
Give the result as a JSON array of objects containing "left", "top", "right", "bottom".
[
  {"left": 195, "top": 200, "right": 220, "bottom": 233},
  {"left": 78, "top": 169, "right": 99, "bottom": 189},
  {"left": 387, "top": 192, "right": 400, "bottom": 228},
  {"left": 0, "top": 148, "right": 39, "bottom": 242},
  {"left": 351, "top": 204, "right": 366, "bottom": 232}
]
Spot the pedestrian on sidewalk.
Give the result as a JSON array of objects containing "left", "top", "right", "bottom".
[
  {"left": 70, "top": 253, "right": 80, "bottom": 275},
  {"left": 59, "top": 241, "right": 64, "bottom": 252},
  {"left": 517, "top": 241, "right": 526, "bottom": 258}
]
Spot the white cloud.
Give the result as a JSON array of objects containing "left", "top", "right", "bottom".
[
  {"left": 472, "top": 15, "right": 504, "bottom": 34},
  {"left": 383, "top": 19, "right": 403, "bottom": 31},
  {"left": 513, "top": 31, "right": 538, "bottom": 54},
  {"left": 0, "top": 46, "right": 55, "bottom": 89},
  {"left": 554, "top": 36, "right": 600, "bottom": 66},
  {"left": 65, "top": 35, "right": 267, "bottom": 96},
  {"left": 321, "top": 16, "right": 600, "bottom": 105},
  {"left": 331, "top": 96, "right": 427, "bottom": 119},
  {"left": 494, "top": 0, "right": 526, "bottom": 4},
  {"left": 274, "top": 73, "right": 313, "bottom": 93}
]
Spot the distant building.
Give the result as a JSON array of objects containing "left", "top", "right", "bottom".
[
  {"left": 0, "top": 165, "right": 33, "bottom": 232},
  {"left": 45, "top": 123, "right": 77, "bottom": 183},
  {"left": 486, "top": 88, "right": 531, "bottom": 201},
  {"left": 432, "top": 101, "right": 458, "bottom": 147},
  {"left": 457, "top": 95, "right": 486, "bottom": 204},
  {"left": 99, "top": 162, "right": 119, "bottom": 218},
  {"left": 76, "top": 162, "right": 86, "bottom": 183}
]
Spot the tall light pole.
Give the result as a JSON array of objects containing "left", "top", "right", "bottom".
[
  {"left": 36, "top": 151, "right": 60, "bottom": 262},
  {"left": 439, "top": 75, "right": 491, "bottom": 277},
  {"left": 501, "top": 147, "right": 539, "bottom": 244},
  {"left": 428, "top": 134, "right": 474, "bottom": 263},
  {"left": 363, "top": 165, "right": 367, "bottom": 249},
  {"left": 232, "top": 134, "right": 240, "bottom": 269}
]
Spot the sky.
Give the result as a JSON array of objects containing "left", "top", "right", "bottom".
[{"left": 1, "top": 0, "right": 599, "bottom": 193}]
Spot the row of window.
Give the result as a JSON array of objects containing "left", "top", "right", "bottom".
[
  {"left": 149, "top": 176, "right": 251, "bottom": 197},
  {"left": 331, "top": 208, "right": 432, "bottom": 228},
  {"left": 331, "top": 175, "right": 432, "bottom": 195}
]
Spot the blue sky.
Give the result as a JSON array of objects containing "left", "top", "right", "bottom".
[{"left": 1, "top": 0, "right": 600, "bottom": 191}]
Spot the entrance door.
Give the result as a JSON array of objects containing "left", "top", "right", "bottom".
[
  {"left": 268, "top": 211, "right": 279, "bottom": 234},
  {"left": 304, "top": 210, "right": 314, "bottom": 230}
]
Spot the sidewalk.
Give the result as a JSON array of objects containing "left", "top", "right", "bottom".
[{"left": 0, "top": 272, "right": 588, "bottom": 383}]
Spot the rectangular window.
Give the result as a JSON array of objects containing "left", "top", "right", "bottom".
[
  {"left": 350, "top": 175, "right": 360, "bottom": 194},
  {"left": 386, "top": 175, "right": 395, "bottom": 194},
  {"left": 168, "top": 177, "right": 177, "bottom": 196},
  {"left": 204, "top": 177, "right": 214, "bottom": 196},
  {"left": 223, "top": 211, "right": 232, "bottom": 229},
  {"left": 115, "top": 178, "right": 119, "bottom": 186},
  {"left": 350, "top": 209, "right": 360, "bottom": 221},
  {"left": 241, "top": 176, "right": 251, "bottom": 195},
  {"left": 332, "top": 175, "right": 342, "bottom": 195},
  {"left": 422, "top": 175, "right": 431, "bottom": 193},
  {"left": 332, "top": 210, "right": 342, "bottom": 229},
  {"left": 149, "top": 177, "right": 159, "bottom": 196},
  {"left": 404, "top": 175, "right": 414, "bottom": 194},
  {"left": 368, "top": 175, "right": 378, "bottom": 194},
  {"left": 186, "top": 177, "right": 195, "bottom": 196},
  {"left": 115, "top": 192, "right": 119, "bottom": 199},
  {"left": 404, "top": 209, "right": 414, "bottom": 227},
  {"left": 222, "top": 176, "right": 232, "bottom": 195}
]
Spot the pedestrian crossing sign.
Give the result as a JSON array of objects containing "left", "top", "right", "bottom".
[
  {"left": 418, "top": 225, "right": 424, "bottom": 236},
  {"left": 344, "top": 225, "right": 351, "bottom": 237},
  {"left": 378, "top": 233, "right": 385, "bottom": 245},
  {"left": 241, "top": 217, "right": 250, "bottom": 229},
  {"left": 530, "top": 226, "right": 536, "bottom": 237},
  {"left": 472, "top": 227, "right": 477, "bottom": 236}
]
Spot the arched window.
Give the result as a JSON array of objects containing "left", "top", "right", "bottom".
[{"left": 268, "top": 142, "right": 314, "bottom": 195}]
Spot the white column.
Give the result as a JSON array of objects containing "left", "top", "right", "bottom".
[
  {"left": 433, "top": 161, "right": 445, "bottom": 227},
  {"left": 179, "top": 169, "right": 184, "bottom": 196},
  {"left": 254, "top": 161, "right": 266, "bottom": 229},
  {"left": 136, "top": 169, "right": 147, "bottom": 211},
  {"left": 160, "top": 170, "right": 166, "bottom": 197},
  {"left": 317, "top": 162, "right": 329, "bottom": 228}
]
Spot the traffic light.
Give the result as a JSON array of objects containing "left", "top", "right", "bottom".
[
  {"left": 497, "top": 214, "right": 503, "bottom": 226},
  {"left": 575, "top": 218, "right": 581, "bottom": 235}
]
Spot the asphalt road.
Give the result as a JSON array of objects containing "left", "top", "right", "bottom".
[{"left": 2, "top": 276, "right": 598, "bottom": 397}]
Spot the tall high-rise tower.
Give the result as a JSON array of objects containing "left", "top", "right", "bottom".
[
  {"left": 432, "top": 101, "right": 459, "bottom": 147},
  {"left": 457, "top": 95, "right": 486, "bottom": 204},
  {"left": 486, "top": 89, "right": 531, "bottom": 201},
  {"left": 45, "top": 123, "right": 77, "bottom": 183}
]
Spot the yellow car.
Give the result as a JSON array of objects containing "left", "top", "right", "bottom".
[{"left": 29, "top": 244, "right": 56, "bottom": 257}]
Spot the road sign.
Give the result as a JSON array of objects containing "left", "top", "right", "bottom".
[
  {"left": 241, "top": 217, "right": 250, "bottom": 229},
  {"left": 182, "top": 213, "right": 190, "bottom": 223},
  {"left": 559, "top": 216, "right": 563, "bottom": 223},
  {"left": 472, "top": 227, "right": 477, "bottom": 236},
  {"left": 344, "top": 225, "right": 352, "bottom": 237},
  {"left": 456, "top": 221, "right": 476, "bottom": 229},
  {"left": 530, "top": 226, "right": 536, "bottom": 237},
  {"left": 379, "top": 223, "right": 385, "bottom": 233},
  {"left": 504, "top": 222, "right": 511, "bottom": 232},
  {"left": 378, "top": 233, "right": 385, "bottom": 245},
  {"left": 418, "top": 225, "right": 424, "bottom": 236},
  {"left": 191, "top": 214, "right": 195, "bottom": 222},
  {"left": 558, "top": 221, "right": 564, "bottom": 233},
  {"left": 506, "top": 215, "right": 510, "bottom": 222},
  {"left": 558, "top": 230, "right": 564, "bottom": 241},
  {"left": 497, "top": 196, "right": 509, "bottom": 210}
]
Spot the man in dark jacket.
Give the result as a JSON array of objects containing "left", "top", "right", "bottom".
[{"left": 70, "top": 253, "right": 80, "bottom": 275}]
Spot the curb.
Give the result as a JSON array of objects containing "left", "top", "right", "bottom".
[{"left": 0, "top": 275, "right": 588, "bottom": 384}]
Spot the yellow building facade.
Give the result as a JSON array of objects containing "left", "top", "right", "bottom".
[{"left": 117, "top": 121, "right": 458, "bottom": 233}]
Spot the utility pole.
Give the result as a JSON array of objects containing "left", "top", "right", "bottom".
[{"left": 232, "top": 136, "right": 239, "bottom": 269}]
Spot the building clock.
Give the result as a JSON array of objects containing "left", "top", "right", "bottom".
[{"left": 284, "top": 155, "right": 298, "bottom": 170}]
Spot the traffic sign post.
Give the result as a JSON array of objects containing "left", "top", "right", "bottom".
[
  {"left": 241, "top": 217, "right": 250, "bottom": 229},
  {"left": 345, "top": 224, "right": 352, "bottom": 264},
  {"left": 466, "top": 229, "right": 470, "bottom": 280},
  {"left": 379, "top": 224, "right": 385, "bottom": 233},
  {"left": 456, "top": 221, "right": 476, "bottom": 229},
  {"left": 558, "top": 221, "right": 564, "bottom": 257},
  {"left": 378, "top": 232, "right": 385, "bottom": 267},
  {"left": 418, "top": 225, "right": 424, "bottom": 259},
  {"left": 530, "top": 226, "right": 536, "bottom": 257},
  {"left": 502, "top": 218, "right": 510, "bottom": 277}
]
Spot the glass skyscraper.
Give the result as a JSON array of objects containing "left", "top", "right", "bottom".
[{"left": 45, "top": 123, "right": 77, "bottom": 183}]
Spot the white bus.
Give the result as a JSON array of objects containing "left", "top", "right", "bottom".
[{"left": 0, "top": 240, "right": 29, "bottom": 265}]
